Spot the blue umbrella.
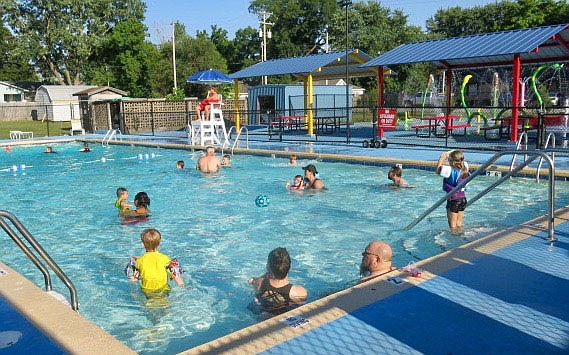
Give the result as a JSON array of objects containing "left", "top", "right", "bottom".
[{"left": 187, "top": 69, "right": 233, "bottom": 85}]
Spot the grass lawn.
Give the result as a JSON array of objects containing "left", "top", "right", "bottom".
[{"left": 0, "top": 120, "right": 71, "bottom": 139}]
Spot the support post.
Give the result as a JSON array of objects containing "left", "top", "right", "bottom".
[
  {"left": 234, "top": 79, "right": 240, "bottom": 131},
  {"left": 377, "top": 65, "right": 384, "bottom": 138},
  {"left": 511, "top": 54, "right": 521, "bottom": 142}
]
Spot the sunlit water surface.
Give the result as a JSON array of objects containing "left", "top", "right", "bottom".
[{"left": 0, "top": 142, "right": 566, "bottom": 353}]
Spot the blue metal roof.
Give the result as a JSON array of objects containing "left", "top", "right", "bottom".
[
  {"left": 363, "top": 23, "right": 569, "bottom": 68},
  {"left": 230, "top": 49, "right": 385, "bottom": 79}
]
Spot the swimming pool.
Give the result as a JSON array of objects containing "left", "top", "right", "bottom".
[{"left": 1, "top": 142, "right": 566, "bottom": 354}]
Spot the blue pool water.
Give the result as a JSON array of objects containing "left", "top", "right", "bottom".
[{"left": 0, "top": 142, "right": 567, "bottom": 353}]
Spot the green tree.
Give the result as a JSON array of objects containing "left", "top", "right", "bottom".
[
  {"left": 427, "top": 0, "right": 569, "bottom": 37},
  {"left": 152, "top": 24, "right": 228, "bottom": 98},
  {"left": 328, "top": 1, "right": 426, "bottom": 94},
  {"left": 85, "top": 18, "right": 160, "bottom": 97},
  {"left": 249, "top": 0, "right": 338, "bottom": 58},
  {"left": 0, "top": 23, "right": 37, "bottom": 81},
  {"left": 4, "top": 0, "right": 146, "bottom": 85}
]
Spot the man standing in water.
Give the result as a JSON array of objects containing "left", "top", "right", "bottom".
[{"left": 196, "top": 146, "right": 221, "bottom": 173}]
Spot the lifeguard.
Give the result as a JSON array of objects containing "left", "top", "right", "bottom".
[{"left": 195, "top": 86, "right": 220, "bottom": 120}]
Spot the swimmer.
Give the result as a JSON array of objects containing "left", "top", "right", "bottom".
[
  {"left": 115, "top": 187, "right": 132, "bottom": 215},
  {"left": 128, "top": 228, "right": 184, "bottom": 296},
  {"left": 5, "top": 145, "right": 12, "bottom": 152},
  {"left": 222, "top": 154, "right": 231, "bottom": 167},
  {"left": 303, "top": 164, "right": 325, "bottom": 190},
  {"left": 436, "top": 150, "right": 470, "bottom": 234},
  {"left": 79, "top": 142, "right": 91, "bottom": 152},
  {"left": 196, "top": 146, "right": 221, "bottom": 173},
  {"left": 121, "top": 191, "right": 150, "bottom": 217},
  {"left": 285, "top": 175, "right": 305, "bottom": 191},
  {"left": 289, "top": 154, "right": 297, "bottom": 165},
  {"left": 176, "top": 160, "right": 185, "bottom": 169},
  {"left": 44, "top": 146, "right": 55, "bottom": 154},
  {"left": 387, "top": 166, "right": 410, "bottom": 188}
]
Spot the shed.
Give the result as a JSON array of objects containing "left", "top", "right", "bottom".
[
  {"left": 34, "top": 85, "right": 96, "bottom": 121},
  {"left": 72, "top": 86, "right": 128, "bottom": 132},
  {"left": 0, "top": 81, "right": 29, "bottom": 102},
  {"left": 249, "top": 84, "right": 351, "bottom": 125}
]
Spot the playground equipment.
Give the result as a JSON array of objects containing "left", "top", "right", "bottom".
[{"left": 461, "top": 74, "right": 488, "bottom": 129}]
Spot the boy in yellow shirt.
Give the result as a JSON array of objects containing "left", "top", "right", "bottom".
[{"left": 128, "top": 228, "right": 184, "bottom": 295}]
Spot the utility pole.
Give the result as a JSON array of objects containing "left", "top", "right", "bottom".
[
  {"left": 337, "top": 0, "right": 352, "bottom": 143},
  {"left": 172, "top": 21, "right": 177, "bottom": 91},
  {"left": 258, "top": 11, "right": 273, "bottom": 85}
]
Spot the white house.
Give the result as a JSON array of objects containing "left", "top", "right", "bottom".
[
  {"left": 0, "top": 81, "right": 29, "bottom": 102},
  {"left": 34, "top": 85, "right": 96, "bottom": 121}
]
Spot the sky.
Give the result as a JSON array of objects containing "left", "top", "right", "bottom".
[{"left": 144, "top": 0, "right": 498, "bottom": 43}]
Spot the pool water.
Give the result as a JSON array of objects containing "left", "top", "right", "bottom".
[{"left": 0, "top": 142, "right": 566, "bottom": 354}]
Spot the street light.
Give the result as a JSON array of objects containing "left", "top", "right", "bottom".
[{"left": 337, "top": 0, "right": 352, "bottom": 143}]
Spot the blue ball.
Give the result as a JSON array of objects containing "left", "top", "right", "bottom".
[{"left": 255, "top": 194, "right": 270, "bottom": 207}]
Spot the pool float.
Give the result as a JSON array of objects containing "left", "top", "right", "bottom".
[
  {"left": 124, "top": 256, "right": 138, "bottom": 279},
  {"left": 166, "top": 258, "right": 185, "bottom": 280}
]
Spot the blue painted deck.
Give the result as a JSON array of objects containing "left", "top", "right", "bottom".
[
  {"left": 0, "top": 296, "right": 65, "bottom": 354},
  {"left": 262, "top": 224, "right": 569, "bottom": 354}
]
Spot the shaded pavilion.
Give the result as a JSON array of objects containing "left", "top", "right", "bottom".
[
  {"left": 230, "top": 49, "right": 391, "bottom": 135},
  {"left": 362, "top": 23, "right": 569, "bottom": 142}
]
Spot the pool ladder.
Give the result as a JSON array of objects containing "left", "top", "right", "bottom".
[
  {"left": 227, "top": 126, "right": 250, "bottom": 154},
  {"left": 510, "top": 131, "right": 557, "bottom": 183},
  {"left": 406, "top": 149, "right": 557, "bottom": 241},
  {"left": 0, "top": 210, "right": 79, "bottom": 311},
  {"left": 102, "top": 129, "right": 121, "bottom": 147}
]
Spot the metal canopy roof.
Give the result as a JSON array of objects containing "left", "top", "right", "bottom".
[
  {"left": 363, "top": 23, "right": 569, "bottom": 69},
  {"left": 230, "top": 49, "right": 388, "bottom": 80}
]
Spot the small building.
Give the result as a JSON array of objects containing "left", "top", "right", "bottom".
[
  {"left": 0, "top": 81, "right": 29, "bottom": 102},
  {"left": 34, "top": 85, "right": 96, "bottom": 121},
  {"left": 73, "top": 86, "right": 128, "bottom": 132},
  {"left": 248, "top": 84, "right": 352, "bottom": 125}
]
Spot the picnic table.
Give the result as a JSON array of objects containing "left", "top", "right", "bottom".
[
  {"left": 411, "top": 115, "right": 467, "bottom": 138},
  {"left": 9, "top": 130, "right": 33, "bottom": 140},
  {"left": 269, "top": 115, "right": 305, "bottom": 131}
]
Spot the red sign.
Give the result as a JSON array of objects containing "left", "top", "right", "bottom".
[{"left": 378, "top": 109, "right": 397, "bottom": 129}]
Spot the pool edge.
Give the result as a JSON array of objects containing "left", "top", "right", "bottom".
[
  {"left": 180, "top": 207, "right": 569, "bottom": 354},
  {"left": 0, "top": 260, "right": 135, "bottom": 354}
]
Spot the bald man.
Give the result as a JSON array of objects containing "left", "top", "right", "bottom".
[
  {"left": 196, "top": 146, "right": 221, "bottom": 173},
  {"left": 358, "top": 240, "right": 394, "bottom": 284}
]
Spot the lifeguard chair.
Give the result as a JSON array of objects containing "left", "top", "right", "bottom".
[{"left": 189, "top": 97, "right": 229, "bottom": 147}]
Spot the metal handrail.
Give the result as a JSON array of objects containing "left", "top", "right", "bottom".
[
  {"left": 536, "top": 133, "right": 556, "bottom": 182},
  {"left": 102, "top": 129, "right": 113, "bottom": 146},
  {"left": 228, "top": 126, "right": 250, "bottom": 154},
  {"left": 102, "top": 129, "right": 121, "bottom": 147},
  {"left": 405, "top": 150, "right": 556, "bottom": 241},
  {"left": 0, "top": 210, "right": 79, "bottom": 310},
  {"left": 509, "top": 131, "right": 528, "bottom": 173}
]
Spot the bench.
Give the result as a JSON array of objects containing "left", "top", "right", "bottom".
[
  {"left": 479, "top": 124, "right": 509, "bottom": 140},
  {"left": 445, "top": 123, "right": 471, "bottom": 136},
  {"left": 9, "top": 131, "right": 34, "bottom": 140},
  {"left": 411, "top": 124, "right": 433, "bottom": 137}
]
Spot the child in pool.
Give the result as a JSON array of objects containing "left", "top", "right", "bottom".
[
  {"left": 436, "top": 150, "right": 470, "bottom": 233},
  {"left": 115, "top": 187, "right": 132, "bottom": 215},
  {"left": 387, "top": 166, "right": 410, "bottom": 188},
  {"left": 285, "top": 175, "right": 305, "bottom": 191},
  {"left": 121, "top": 191, "right": 150, "bottom": 217},
  {"left": 128, "top": 228, "right": 184, "bottom": 296}
]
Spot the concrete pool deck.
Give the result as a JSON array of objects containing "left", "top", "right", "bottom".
[
  {"left": 0, "top": 137, "right": 567, "bottom": 353},
  {"left": 185, "top": 209, "right": 569, "bottom": 354}
]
